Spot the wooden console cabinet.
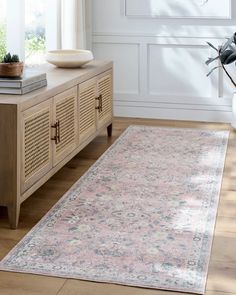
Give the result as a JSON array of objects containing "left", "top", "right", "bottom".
[{"left": 0, "top": 61, "right": 113, "bottom": 229}]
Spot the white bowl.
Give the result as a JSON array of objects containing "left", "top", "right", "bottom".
[{"left": 46, "top": 49, "right": 94, "bottom": 68}]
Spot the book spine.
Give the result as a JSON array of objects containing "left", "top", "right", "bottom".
[
  {"left": 0, "top": 82, "right": 21, "bottom": 88},
  {"left": 21, "top": 74, "right": 47, "bottom": 87},
  {"left": 0, "top": 80, "right": 47, "bottom": 94},
  {"left": 0, "top": 73, "right": 47, "bottom": 88},
  {"left": 0, "top": 88, "right": 21, "bottom": 94},
  {"left": 21, "top": 80, "right": 47, "bottom": 94}
]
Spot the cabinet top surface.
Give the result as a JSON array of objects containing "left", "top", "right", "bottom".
[{"left": 0, "top": 60, "right": 113, "bottom": 108}]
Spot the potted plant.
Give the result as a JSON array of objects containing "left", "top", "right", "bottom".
[
  {"left": 206, "top": 34, "right": 236, "bottom": 128},
  {"left": 0, "top": 52, "right": 24, "bottom": 77}
]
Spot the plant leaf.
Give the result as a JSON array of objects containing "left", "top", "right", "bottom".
[
  {"left": 228, "top": 44, "right": 236, "bottom": 52},
  {"left": 234, "top": 32, "right": 236, "bottom": 44},
  {"left": 206, "top": 41, "right": 218, "bottom": 52},
  {"left": 207, "top": 66, "right": 221, "bottom": 77},
  {"left": 224, "top": 52, "right": 236, "bottom": 64},
  {"left": 221, "top": 36, "right": 234, "bottom": 53},
  {"left": 220, "top": 49, "right": 234, "bottom": 64},
  {"left": 205, "top": 56, "right": 220, "bottom": 65}
]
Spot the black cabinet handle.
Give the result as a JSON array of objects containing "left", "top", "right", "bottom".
[
  {"left": 51, "top": 120, "right": 60, "bottom": 144},
  {"left": 95, "top": 94, "right": 103, "bottom": 113}
]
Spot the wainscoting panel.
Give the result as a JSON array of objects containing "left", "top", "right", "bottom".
[
  {"left": 92, "top": 42, "right": 140, "bottom": 95},
  {"left": 148, "top": 44, "right": 212, "bottom": 98},
  {"left": 125, "top": 0, "right": 232, "bottom": 19},
  {"left": 92, "top": 0, "right": 236, "bottom": 122},
  {"left": 93, "top": 34, "right": 232, "bottom": 121}
]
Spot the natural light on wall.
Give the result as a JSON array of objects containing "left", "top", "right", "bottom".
[{"left": 126, "top": 0, "right": 231, "bottom": 18}]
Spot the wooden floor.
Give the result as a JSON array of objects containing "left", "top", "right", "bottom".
[{"left": 0, "top": 117, "right": 236, "bottom": 295}]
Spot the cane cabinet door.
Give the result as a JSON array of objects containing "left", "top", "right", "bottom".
[
  {"left": 78, "top": 78, "right": 97, "bottom": 143},
  {"left": 97, "top": 70, "right": 113, "bottom": 129},
  {"left": 21, "top": 99, "right": 53, "bottom": 193},
  {"left": 53, "top": 87, "right": 78, "bottom": 166}
]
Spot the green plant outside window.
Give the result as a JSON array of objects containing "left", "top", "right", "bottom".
[{"left": 0, "top": 22, "right": 7, "bottom": 61}]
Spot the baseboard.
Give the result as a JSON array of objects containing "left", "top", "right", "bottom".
[{"left": 114, "top": 104, "right": 232, "bottom": 123}]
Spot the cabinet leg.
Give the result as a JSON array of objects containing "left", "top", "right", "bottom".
[
  {"left": 107, "top": 123, "right": 112, "bottom": 137},
  {"left": 7, "top": 202, "right": 20, "bottom": 229}
]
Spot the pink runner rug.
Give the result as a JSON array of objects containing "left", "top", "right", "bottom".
[{"left": 0, "top": 126, "right": 229, "bottom": 294}]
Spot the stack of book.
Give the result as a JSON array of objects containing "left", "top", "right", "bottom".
[{"left": 0, "top": 71, "right": 47, "bottom": 95}]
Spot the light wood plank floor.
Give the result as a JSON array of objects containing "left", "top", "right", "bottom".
[{"left": 0, "top": 117, "right": 235, "bottom": 295}]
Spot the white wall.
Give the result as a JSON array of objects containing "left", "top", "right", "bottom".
[{"left": 91, "top": 0, "right": 236, "bottom": 122}]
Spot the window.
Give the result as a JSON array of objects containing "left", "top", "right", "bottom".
[
  {"left": 0, "top": 0, "right": 7, "bottom": 61},
  {"left": 0, "top": 0, "right": 81, "bottom": 64},
  {"left": 25, "top": 0, "right": 46, "bottom": 65},
  {"left": 1, "top": 0, "right": 60, "bottom": 65}
]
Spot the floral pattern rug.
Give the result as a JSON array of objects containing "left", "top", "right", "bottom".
[{"left": 0, "top": 125, "right": 229, "bottom": 294}]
